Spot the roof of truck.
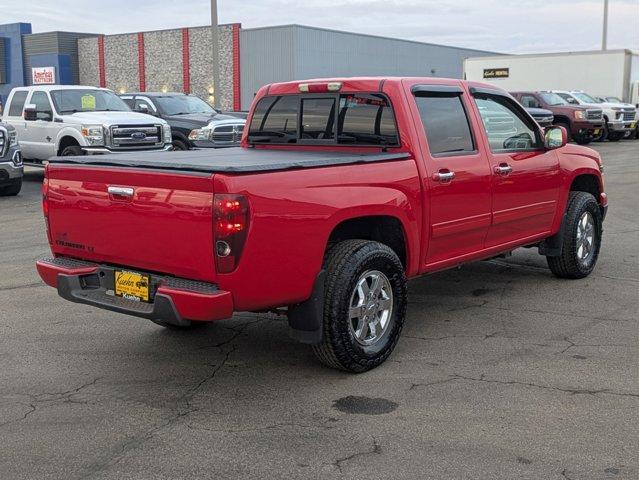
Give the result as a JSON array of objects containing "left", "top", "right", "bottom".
[{"left": 11, "top": 85, "right": 113, "bottom": 92}]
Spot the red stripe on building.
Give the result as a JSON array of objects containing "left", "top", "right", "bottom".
[
  {"left": 137, "top": 32, "right": 146, "bottom": 92},
  {"left": 182, "top": 28, "right": 190, "bottom": 94},
  {"left": 97, "top": 35, "right": 106, "bottom": 88},
  {"left": 232, "top": 23, "right": 242, "bottom": 111}
]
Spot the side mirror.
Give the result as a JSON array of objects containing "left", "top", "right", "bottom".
[
  {"left": 23, "top": 104, "right": 37, "bottom": 121},
  {"left": 545, "top": 126, "right": 567, "bottom": 150},
  {"left": 136, "top": 104, "right": 149, "bottom": 113}
]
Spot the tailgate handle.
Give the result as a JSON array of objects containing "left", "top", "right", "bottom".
[{"left": 108, "top": 186, "right": 135, "bottom": 198}]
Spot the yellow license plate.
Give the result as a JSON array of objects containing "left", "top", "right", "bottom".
[
  {"left": 631, "top": 123, "right": 637, "bottom": 129},
  {"left": 593, "top": 129, "right": 601, "bottom": 135},
  {"left": 115, "top": 270, "right": 150, "bottom": 302}
]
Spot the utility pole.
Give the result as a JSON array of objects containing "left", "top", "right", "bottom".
[
  {"left": 211, "top": 0, "right": 221, "bottom": 108},
  {"left": 602, "top": 0, "right": 609, "bottom": 50}
]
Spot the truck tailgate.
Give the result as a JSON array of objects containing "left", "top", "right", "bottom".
[{"left": 45, "top": 165, "right": 216, "bottom": 281}]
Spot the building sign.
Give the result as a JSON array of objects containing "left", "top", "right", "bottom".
[
  {"left": 483, "top": 68, "right": 509, "bottom": 79},
  {"left": 32, "top": 66, "right": 56, "bottom": 85}
]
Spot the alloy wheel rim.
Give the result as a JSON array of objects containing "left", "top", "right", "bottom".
[
  {"left": 348, "top": 270, "right": 393, "bottom": 346},
  {"left": 576, "top": 211, "right": 595, "bottom": 264}
]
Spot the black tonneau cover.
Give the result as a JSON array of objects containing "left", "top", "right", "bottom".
[{"left": 49, "top": 148, "right": 410, "bottom": 174}]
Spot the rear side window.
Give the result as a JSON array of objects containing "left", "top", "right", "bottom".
[
  {"left": 8, "top": 91, "right": 28, "bottom": 117},
  {"left": 414, "top": 95, "right": 474, "bottom": 155},
  {"left": 248, "top": 93, "right": 398, "bottom": 146}
]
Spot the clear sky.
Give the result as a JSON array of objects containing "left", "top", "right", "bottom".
[{"left": 2, "top": 0, "right": 637, "bottom": 54}]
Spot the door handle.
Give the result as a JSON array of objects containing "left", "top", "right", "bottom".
[
  {"left": 108, "top": 186, "right": 134, "bottom": 198},
  {"left": 433, "top": 170, "right": 455, "bottom": 183},
  {"left": 494, "top": 164, "right": 513, "bottom": 176}
]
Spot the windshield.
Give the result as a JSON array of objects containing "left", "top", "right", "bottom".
[
  {"left": 155, "top": 95, "right": 215, "bottom": 115},
  {"left": 51, "top": 89, "right": 130, "bottom": 114},
  {"left": 572, "top": 92, "right": 599, "bottom": 104},
  {"left": 539, "top": 93, "right": 567, "bottom": 106}
]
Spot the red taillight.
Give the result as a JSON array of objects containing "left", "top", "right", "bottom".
[
  {"left": 213, "top": 194, "right": 249, "bottom": 273},
  {"left": 42, "top": 175, "right": 52, "bottom": 245}
]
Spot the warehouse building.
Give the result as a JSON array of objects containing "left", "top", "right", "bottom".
[{"left": 1, "top": 22, "right": 496, "bottom": 110}]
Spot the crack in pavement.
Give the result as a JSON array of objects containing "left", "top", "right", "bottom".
[
  {"left": 0, "top": 377, "right": 101, "bottom": 429},
  {"left": 0, "top": 282, "right": 46, "bottom": 293},
  {"left": 332, "top": 436, "right": 382, "bottom": 473},
  {"left": 451, "top": 374, "right": 639, "bottom": 399},
  {"left": 77, "top": 319, "right": 261, "bottom": 479},
  {"left": 187, "top": 419, "right": 338, "bottom": 434}
]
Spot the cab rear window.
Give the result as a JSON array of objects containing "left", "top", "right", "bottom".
[{"left": 248, "top": 93, "right": 399, "bottom": 146}]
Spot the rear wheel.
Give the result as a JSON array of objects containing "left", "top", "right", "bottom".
[
  {"left": 312, "top": 240, "right": 407, "bottom": 373},
  {"left": 547, "top": 192, "right": 602, "bottom": 279},
  {"left": 0, "top": 178, "right": 22, "bottom": 196}
]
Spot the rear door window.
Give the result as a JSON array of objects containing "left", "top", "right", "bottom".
[
  {"left": 8, "top": 91, "right": 28, "bottom": 117},
  {"left": 248, "top": 93, "right": 398, "bottom": 146},
  {"left": 414, "top": 94, "right": 475, "bottom": 156}
]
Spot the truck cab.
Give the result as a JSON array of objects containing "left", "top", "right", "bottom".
[
  {"left": 553, "top": 90, "right": 637, "bottom": 142},
  {"left": 1, "top": 86, "right": 172, "bottom": 165}
]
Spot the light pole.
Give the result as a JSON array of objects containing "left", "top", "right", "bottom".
[
  {"left": 602, "top": 0, "right": 609, "bottom": 50},
  {"left": 211, "top": 0, "right": 221, "bottom": 108}
]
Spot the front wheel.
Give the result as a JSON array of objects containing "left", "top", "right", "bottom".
[
  {"left": 61, "top": 145, "right": 85, "bottom": 156},
  {"left": 0, "top": 178, "right": 22, "bottom": 196},
  {"left": 607, "top": 131, "right": 624, "bottom": 142},
  {"left": 547, "top": 192, "right": 602, "bottom": 279},
  {"left": 312, "top": 240, "right": 407, "bottom": 373}
]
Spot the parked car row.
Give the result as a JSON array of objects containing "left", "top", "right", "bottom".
[
  {"left": 0, "top": 85, "right": 247, "bottom": 168},
  {"left": 514, "top": 90, "right": 637, "bottom": 144}
]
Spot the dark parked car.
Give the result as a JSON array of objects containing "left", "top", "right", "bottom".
[
  {"left": 120, "top": 92, "right": 246, "bottom": 150},
  {"left": 512, "top": 91, "right": 603, "bottom": 145},
  {"left": 525, "top": 107, "right": 554, "bottom": 128}
]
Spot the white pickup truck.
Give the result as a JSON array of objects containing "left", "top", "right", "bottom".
[
  {"left": 1, "top": 86, "right": 172, "bottom": 165},
  {"left": 553, "top": 90, "right": 637, "bottom": 142}
]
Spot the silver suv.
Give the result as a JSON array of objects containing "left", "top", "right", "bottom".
[
  {"left": 0, "top": 122, "right": 23, "bottom": 196},
  {"left": 2, "top": 86, "right": 172, "bottom": 165}
]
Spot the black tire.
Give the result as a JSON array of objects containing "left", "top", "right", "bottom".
[
  {"left": 172, "top": 139, "right": 188, "bottom": 151},
  {"left": 61, "top": 145, "right": 85, "bottom": 156},
  {"left": 312, "top": 240, "right": 407, "bottom": 373},
  {"left": 607, "top": 131, "right": 623, "bottom": 142},
  {"left": 547, "top": 192, "right": 602, "bottom": 279},
  {"left": 0, "top": 178, "right": 22, "bottom": 197},
  {"left": 574, "top": 135, "right": 592, "bottom": 145},
  {"left": 555, "top": 121, "right": 572, "bottom": 142}
]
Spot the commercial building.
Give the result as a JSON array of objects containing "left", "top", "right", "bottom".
[
  {"left": 1, "top": 21, "right": 496, "bottom": 110},
  {"left": 464, "top": 49, "right": 639, "bottom": 104}
]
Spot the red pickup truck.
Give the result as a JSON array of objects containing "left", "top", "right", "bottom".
[{"left": 37, "top": 77, "right": 607, "bottom": 373}]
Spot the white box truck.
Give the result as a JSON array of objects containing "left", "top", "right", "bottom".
[{"left": 464, "top": 49, "right": 639, "bottom": 106}]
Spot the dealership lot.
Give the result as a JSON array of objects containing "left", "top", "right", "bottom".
[{"left": 0, "top": 142, "right": 637, "bottom": 479}]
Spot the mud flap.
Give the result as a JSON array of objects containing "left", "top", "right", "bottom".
[{"left": 287, "top": 270, "right": 326, "bottom": 345}]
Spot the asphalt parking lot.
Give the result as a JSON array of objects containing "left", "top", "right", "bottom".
[{"left": 1, "top": 142, "right": 638, "bottom": 480}]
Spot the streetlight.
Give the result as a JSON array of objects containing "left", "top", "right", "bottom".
[
  {"left": 211, "top": 0, "right": 221, "bottom": 108},
  {"left": 602, "top": 0, "right": 609, "bottom": 50}
]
